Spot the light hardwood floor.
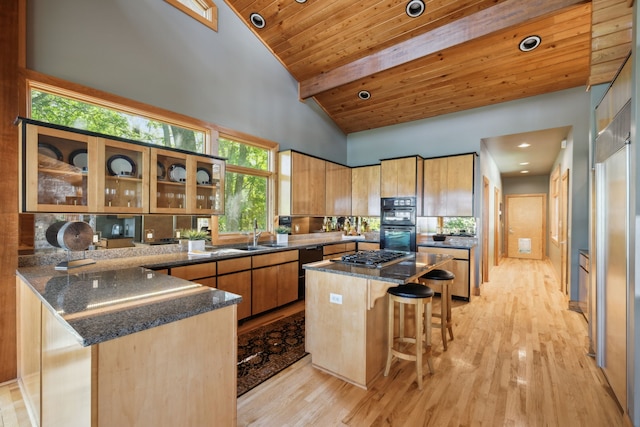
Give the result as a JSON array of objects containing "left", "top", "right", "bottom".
[
  {"left": 0, "top": 258, "right": 624, "bottom": 426},
  {"left": 237, "top": 258, "right": 624, "bottom": 426}
]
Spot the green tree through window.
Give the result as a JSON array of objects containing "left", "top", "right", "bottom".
[
  {"left": 218, "top": 137, "right": 270, "bottom": 233},
  {"left": 30, "top": 90, "right": 204, "bottom": 152}
]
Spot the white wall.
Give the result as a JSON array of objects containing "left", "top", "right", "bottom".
[{"left": 27, "top": 0, "right": 347, "bottom": 162}]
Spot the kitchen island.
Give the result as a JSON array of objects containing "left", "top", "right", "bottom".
[
  {"left": 16, "top": 265, "right": 241, "bottom": 427},
  {"left": 303, "top": 251, "right": 453, "bottom": 389}
]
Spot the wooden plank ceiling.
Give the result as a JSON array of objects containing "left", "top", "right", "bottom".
[{"left": 224, "top": 0, "right": 632, "bottom": 134}]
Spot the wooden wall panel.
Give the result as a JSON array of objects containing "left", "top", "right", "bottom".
[{"left": 0, "top": 0, "right": 21, "bottom": 382}]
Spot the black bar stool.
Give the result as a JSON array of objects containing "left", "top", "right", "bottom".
[
  {"left": 419, "top": 269, "right": 455, "bottom": 350},
  {"left": 384, "top": 283, "right": 435, "bottom": 390}
]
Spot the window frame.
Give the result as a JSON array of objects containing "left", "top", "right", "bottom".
[
  {"left": 165, "top": 0, "right": 218, "bottom": 32},
  {"left": 209, "top": 128, "right": 278, "bottom": 244},
  {"left": 26, "top": 76, "right": 215, "bottom": 154},
  {"left": 24, "top": 71, "right": 279, "bottom": 244}
]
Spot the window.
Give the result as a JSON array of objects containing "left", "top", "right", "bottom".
[
  {"left": 216, "top": 134, "right": 277, "bottom": 235},
  {"left": 550, "top": 165, "right": 560, "bottom": 245},
  {"left": 165, "top": 0, "right": 218, "bottom": 32},
  {"left": 29, "top": 85, "right": 206, "bottom": 153}
]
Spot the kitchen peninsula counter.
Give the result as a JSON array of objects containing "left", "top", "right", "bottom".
[
  {"left": 16, "top": 264, "right": 240, "bottom": 426},
  {"left": 303, "top": 252, "right": 453, "bottom": 389}
]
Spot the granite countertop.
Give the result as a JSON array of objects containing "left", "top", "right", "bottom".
[
  {"left": 418, "top": 241, "right": 476, "bottom": 250},
  {"left": 417, "top": 235, "right": 477, "bottom": 250},
  {"left": 303, "top": 252, "right": 453, "bottom": 284},
  {"left": 17, "top": 265, "right": 241, "bottom": 347}
]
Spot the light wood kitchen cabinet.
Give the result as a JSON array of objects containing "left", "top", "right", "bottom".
[
  {"left": 357, "top": 242, "right": 380, "bottom": 251},
  {"left": 325, "top": 161, "right": 351, "bottom": 216},
  {"left": 418, "top": 246, "right": 475, "bottom": 300},
  {"left": 252, "top": 250, "right": 299, "bottom": 314},
  {"left": 17, "top": 277, "right": 237, "bottom": 427},
  {"left": 423, "top": 153, "right": 474, "bottom": 217},
  {"left": 169, "top": 261, "right": 217, "bottom": 288},
  {"left": 323, "top": 242, "right": 357, "bottom": 260},
  {"left": 21, "top": 122, "right": 96, "bottom": 212},
  {"left": 98, "top": 138, "right": 150, "bottom": 214},
  {"left": 20, "top": 119, "right": 225, "bottom": 215},
  {"left": 380, "top": 156, "right": 423, "bottom": 213},
  {"left": 151, "top": 148, "right": 225, "bottom": 215},
  {"left": 217, "top": 257, "right": 253, "bottom": 320},
  {"left": 351, "top": 165, "right": 380, "bottom": 216},
  {"left": 278, "top": 150, "right": 326, "bottom": 216}
]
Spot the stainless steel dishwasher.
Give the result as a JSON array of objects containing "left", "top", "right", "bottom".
[{"left": 298, "top": 245, "right": 323, "bottom": 299}]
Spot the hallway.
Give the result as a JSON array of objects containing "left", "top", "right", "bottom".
[{"left": 237, "top": 258, "right": 623, "bottom": 426}]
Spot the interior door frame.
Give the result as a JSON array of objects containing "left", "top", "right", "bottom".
[
  {"left": 504, "top": 193, "right": 546, "bottom": 260},
  {"left": 494, "top": 186, "right": 500, "bottom": 265},
  {"left": 560, "top": 170, "right": 569, "bottom": 294},
  {"left": 482, "top": 176, "right": 490, "bottom": 283}
]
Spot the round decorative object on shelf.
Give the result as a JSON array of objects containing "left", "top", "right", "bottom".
[
  {"left": 157, "top": 161, "right": 166, "bottom": 180},
  {"left": 38, "top": 143, "right": 63, "bottom": 161},
  {"left": 196, "top": 167, "right": 211, "bottom": 185},
  {"left": 107, "top": 154, "right": 137, "bottom": 177},
  {"left": 169, "top": 163, "right": 187, "bottom": 182},
  {"left": 69, "top": 149, "right": 88, "bottom": 171},
  {"left": 46, "top": 220, "right": 93, "bottom": 251}
]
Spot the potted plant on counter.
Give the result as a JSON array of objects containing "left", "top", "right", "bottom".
[
  {"left": 181, "top": 229, "right": 210, "bottom": 252},
  {"left": 275, "top": 226, "right": 291, "bottom": 245}
]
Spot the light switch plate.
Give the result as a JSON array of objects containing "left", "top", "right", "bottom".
[{"left": 330, "top": 293, "right": 342, "bottom": 304}]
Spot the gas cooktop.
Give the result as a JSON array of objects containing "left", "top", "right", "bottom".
[{"left": 333, "top": 250, "right": 410, "bottom": 268}]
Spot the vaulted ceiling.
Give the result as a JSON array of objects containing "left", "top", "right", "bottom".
[{"left": 224, "top": 0, "right": 632, "bottom": 135}]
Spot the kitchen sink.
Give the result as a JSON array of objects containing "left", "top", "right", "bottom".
[
  {"left": 208, "top": 248, "right": 246, "bottom": 256},
  {"left": 260, "top": 243, "right": 287, "bottom": 248}
]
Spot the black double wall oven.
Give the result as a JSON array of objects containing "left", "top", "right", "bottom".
[{"left": 379, "top": 197, "right": 417, "bottom": 252}]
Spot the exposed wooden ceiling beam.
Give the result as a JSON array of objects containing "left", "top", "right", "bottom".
[{"left": 299, "top": 0, "right": 589, "bottom": 100}]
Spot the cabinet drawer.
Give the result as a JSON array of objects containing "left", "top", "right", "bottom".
[
  {"left": 195, "top": 277, "right": 216, "bottom": 288},
  {"left": 357, "top": 242, "right": 380, "bottom": 251},
  {"left": 418, "top": 246, "right": 469, "bottom": 260},
  {"left": 323, "top": 242, "right": 356, "bottom": 255},
  {"left": 170, "top": 262, "right": 216, "bottom": 280},
  {"left": 252, "top": 250, "right": 298, "bottom": 268},
  {"left": 217, "top": 256, "right": 252, "bottom": 275}
]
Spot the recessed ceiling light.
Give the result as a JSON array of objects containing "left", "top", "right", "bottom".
[
  {"left": 519, "top": 162, "right": 530, "bottom": 165},
  {"left": 518, "top": 143, "right": 531, "bottom": 148},
  {"left": 520, "top": 170, "right": 530, "bottom": 174},
  {"left": 295, "top": 0, "right": 307, "bottom": 3},
  {"left": 406, "top": 0, "right": 425, "bottom": 18},
  {"left": 250, "top": 13, "right": 266, "bottom": 29},
  {"left": 358, "top": 90, "right": 371, "bottom": 100},
  {"left": 519, "top": 35, "right": 541, "bottom": 52}
]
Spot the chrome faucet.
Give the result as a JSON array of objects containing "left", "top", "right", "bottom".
[{"left": 252, "top": 218, "right": 263, "bottom": 247}]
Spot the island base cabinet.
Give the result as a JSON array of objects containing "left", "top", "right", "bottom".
[
  {"left": 41, "top": 307, "right": 92, "bottom": 427},
  {"left": 305, "top": 270, "right": 388, "bottom": 389},
  {"left": 96, "top": 305, "right": 237, "bottom": 427},
  {"left": 19, "top": 275, "right": 238, "bottom": 427}
]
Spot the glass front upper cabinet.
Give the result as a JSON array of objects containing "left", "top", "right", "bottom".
[
  {"left": 151, "top": 148, "right": 189, "bottom": 214},
  {"left": 98, "top": 138, "right": 149, "bottom": 214},
  {"left": 20, "top": 120, "right": 225, "bottom": 216},
  {"left": 193, "top": 157, "right": 225, "bottom": 214},
  {"left": 21, "top": 123, "right": 94, "bottom": 212},
  {"left": 151, "top": 148, "right": 225, "bottom": 215}
]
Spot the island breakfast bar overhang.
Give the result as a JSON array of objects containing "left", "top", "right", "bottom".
[{"left": 303, "top": 252, "right": 453, "bottom": 389}]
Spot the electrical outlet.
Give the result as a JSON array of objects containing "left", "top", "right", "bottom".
[{"left": 329, "top": 293, "right": 342, "bottom": 304}]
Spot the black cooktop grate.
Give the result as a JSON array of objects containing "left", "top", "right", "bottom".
[{"left": 337, "top": 250, "right": 409, "bottom": 268}]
